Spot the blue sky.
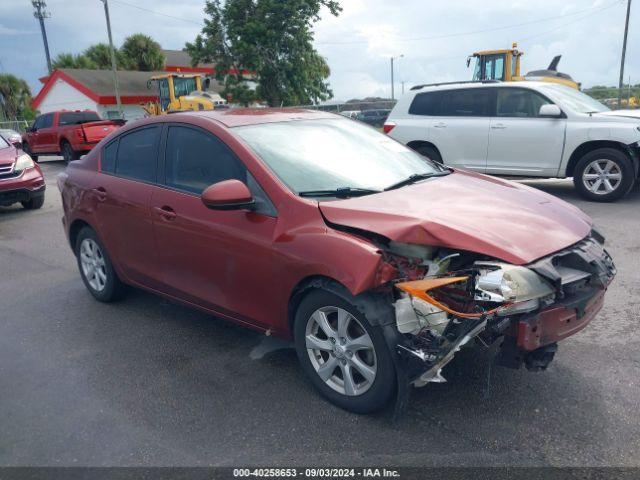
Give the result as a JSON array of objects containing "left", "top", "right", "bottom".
[{"left": 0, "top": 0, "right": 637, "bottom": 102}]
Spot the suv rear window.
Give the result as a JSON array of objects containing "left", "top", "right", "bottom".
[
  {"left": 59, "top": 112, "right": 101, "bottom": 126},
  {"left": 409, "top": 88, "right": 492, "bottom": 117}
]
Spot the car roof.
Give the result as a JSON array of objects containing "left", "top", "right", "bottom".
[{"left": 184, "top": 108, "right": 339, "bottom": 128}]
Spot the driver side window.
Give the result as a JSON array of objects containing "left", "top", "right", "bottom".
[{"left": 496, "top": 89, "right": 552, "bottom": 118}]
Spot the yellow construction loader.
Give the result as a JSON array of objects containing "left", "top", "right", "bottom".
[
  {"left": 142, "top": 73, "right": 222, "bottom": 116},
  {"left": 467, "top": 43, "right": 580, "bottom": 89}
]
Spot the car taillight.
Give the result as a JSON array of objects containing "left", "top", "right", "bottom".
[{"left": 383, "top": 122, "right": 396, "bottom": 134}]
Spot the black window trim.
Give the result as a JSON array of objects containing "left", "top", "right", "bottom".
[{"left": 158, "top": 122, "right": 278, "bottom": 217}]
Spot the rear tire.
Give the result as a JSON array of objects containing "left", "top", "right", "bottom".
[
  {"left": 573, "top": 148, "right": 634, "bottom": 202},
  {"left": 294, "top": 289, "right": 396, "bottom": 414},
  {"left": 413, "top": 144, "right": 442, "bottom": 164},
  {"left": 61, "top": 141, "right": 79, "bottom": 164},
  {"left": 75, "top": 227, "right": 126, "bottom": 302},
  {"left": 21, "top": 195, "right": 44, "bottom": 210}
]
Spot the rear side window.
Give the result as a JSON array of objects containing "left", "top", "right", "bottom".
[
  {"left": 409, "top": 91, "right": 442, "bottom": 115},
  {"left": 164, "top": 126, "right": 246, "bottom": 194},
  {"left": 440, "top": 89, "right": 492, "bottom": 117},
  {"left": 59, "top": 112, "right": 101, "bottom": 126},
  {"left": 101, "top": 141, "right": 117, "bottom": 173},
  {"left": 115, "top": 126, "right": 160, "bottom": 183}
]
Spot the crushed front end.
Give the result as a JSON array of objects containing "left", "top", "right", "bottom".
[{"left": 374, "top": 233, "right": 616, "bottom": 388}]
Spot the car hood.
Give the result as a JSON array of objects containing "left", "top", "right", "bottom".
[
  {"left": 0, "top": 146, "right": 17, "bottom": 166},
  {"left": 595, "top": 109, "right": 640, "bottom": 120},
  {"left": 318, "top": 170, "right": 592, "bottom": 265}
]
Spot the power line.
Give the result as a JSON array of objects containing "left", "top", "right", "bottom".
[
  {"left": 109, "top": 0, "right": 203, "bottom": 26},
  {"left": 316, "top": 0, "right": 624, "bottom": 45}
]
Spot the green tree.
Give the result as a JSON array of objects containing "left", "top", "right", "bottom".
[
  {"left": 120, "top": 34, "right": 165, "bottom": 71},
  {"left": 0, "top": 74, "right": 34, "bottom": 120},
  {"left": 185, "top": 0, "right": 341, "bottom": 106},
  {"left": 52, "top": 52, "right": 97, "bottom": 69},
  {"left": 84, "top": 43, "right": 122, "bottom": 69}
]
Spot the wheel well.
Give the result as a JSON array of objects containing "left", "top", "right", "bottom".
[
  {"left": 287, "top": 275, "right": 348, "bottom": 333},
  {"left": 68, "top": 219, "right": 91, "bottom": 251},
  {"left": 566, "top": 141, "right": 632, "bottom": 177},
  {"left": 407, "top": 140, "right": 440, "bottom": 155}
]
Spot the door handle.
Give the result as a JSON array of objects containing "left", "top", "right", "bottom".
[
  {"left": 153, "top": 205, "right": 177, "bottom": 221},
  {"left": 491, "top": 123, "right": 506, "bottom": 129},
  {"left": 92, "top": 187, "right": 107, "bottom": 202},
  {"left": 433, "top": 122, "right": 447, "bottom": 128}
]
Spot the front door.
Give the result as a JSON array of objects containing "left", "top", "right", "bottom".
[
  {"left": 486, "top": 88, "right": 566, "bottom": 176},
  {"left": 92, "top": 125, "right": 162, "bottom": 288},
  {"left": 150, "top": 124, "right": 278, "bottom": 328}
]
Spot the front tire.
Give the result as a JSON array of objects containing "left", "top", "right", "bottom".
[
  {"left": 75, "top": 227, "right": 125, "bottom": 302},
  {"left": 21, "top": 195, "right": 44, "bottom": 210},
  {"left": 573, "top": 148, "right": 634, "bottom": 202},
  {"left": 61, "top": 141, "right": 79, "bottom": 164},
  {"left": 294, "top": 289, "right": 396, "bottom": 414}
]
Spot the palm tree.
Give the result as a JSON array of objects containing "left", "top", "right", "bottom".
[
  {"left": 120, "top": 34, "right": 165, "bottom": 71},
  {"left": 52, "top": 53, "right": 97, "bottom": 70},
  {"left": 0, "top": 74, "right": 33, "bottom": 120}
]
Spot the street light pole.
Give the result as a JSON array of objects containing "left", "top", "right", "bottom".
[
  {"left": 390, "top": 54, "right": 404, "bottom": 101},
  {"left": 100, "top": 0, "right": 123, "bottom": 119},
  {"left": 618, "top": 0, "right": 632, "bottom": 109},
  {"left": 32, "top": 1, "right": 52, "bottom": 74}
]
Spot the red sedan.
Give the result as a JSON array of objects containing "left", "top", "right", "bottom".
[
  {"left": 0, "top": 134, "right": 45, "bottom": 210},
  {"left": 58, "top": 109, "right": 615, "bottom": 413}
]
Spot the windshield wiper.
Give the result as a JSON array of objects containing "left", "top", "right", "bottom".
[
  {"left": 298, "top": 187, "right": 381, "bottom": 198},
  {"left": 384, "top": 171, "right": 450, "bottom": 191}
]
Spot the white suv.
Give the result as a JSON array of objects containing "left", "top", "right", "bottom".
[{"left": 385, "top": 81, "right": 640, "bottom": 202}]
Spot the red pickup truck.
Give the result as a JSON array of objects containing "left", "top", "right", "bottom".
[{"left": 22, "top": 110, "right": 124, "bottom": 163}]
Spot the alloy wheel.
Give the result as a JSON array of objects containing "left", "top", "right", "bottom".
[
  {"left": 305, "top": 306, "right": 377, "bottom": 396},
  {"left": 582, "top": 159, "right": 622, "bottom": 195},
  {"left": 79, "top": 238, "right": 107, "bottom": 292}
]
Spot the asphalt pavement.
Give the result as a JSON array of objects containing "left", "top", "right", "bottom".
[{"left": 1, "top": 159, "right": 639, "bottom": 467}]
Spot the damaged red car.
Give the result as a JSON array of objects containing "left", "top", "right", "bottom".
[{"left": 58, "top": 109, "right": 616, "bottom": 413}]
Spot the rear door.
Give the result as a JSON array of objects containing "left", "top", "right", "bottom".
[
  {"left": 93, "top": 125, "right": 163, "bottom": 288},
  {"left": 486, "top": 87, "right": 566, "bottom": 176},
  {"left": 427, "top": 88, "right": 493, "bottom": 172}
]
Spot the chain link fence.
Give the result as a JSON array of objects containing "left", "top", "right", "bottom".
[{"left": 0, "top": 119, "right": 31, "bottom": 133}]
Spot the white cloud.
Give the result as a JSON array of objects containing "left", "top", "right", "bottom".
[{"left": 0, "top": 0, "right": 637, "bottom": 102}]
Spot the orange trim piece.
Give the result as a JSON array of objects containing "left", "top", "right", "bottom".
[{"left": 396, "top": 276, "right": 505, "bottom": 319}]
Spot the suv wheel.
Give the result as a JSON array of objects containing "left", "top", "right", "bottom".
[
  {"left": 61, "top": 141, "right": 79, "bottom": 164},
  {"left": 75, "top": 227, "right": 125, "bottom": 302},
  {"left": 21, "top": 195, "right": 44, "bottom": 210},
  {"left": 573, "top": 148, "right": 634, "bottom": 202},
  {"left": 294, "top": 289, "right": 396, "bottom": 414}
]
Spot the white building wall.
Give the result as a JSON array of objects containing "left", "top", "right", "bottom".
[{"left": 36, "top": 79, "right": 97, "bottom": 113}]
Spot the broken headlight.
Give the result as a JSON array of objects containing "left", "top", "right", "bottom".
[{"left": 475, "top": 262, "right": 555, "bottom": 315}]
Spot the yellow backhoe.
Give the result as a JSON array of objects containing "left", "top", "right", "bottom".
[
  {"left": 142, "top": 73, "right": 222, "bottom": 116},
  {"left": 467, "top": 43, "right": 580, "bottom": 89}
]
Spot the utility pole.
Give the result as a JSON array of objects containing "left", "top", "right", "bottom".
[
  {"left": 391, "top": 54, "right": 403, "bottom": 100},
  {"left": 32, "top": 1, "right": 52, "bottom": 74},
  {"left": 618, "top": 0, "right": 632, "bottom": 109},
  {"left": 99, "top": 0, "right": 123, "bottom": 118}
]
